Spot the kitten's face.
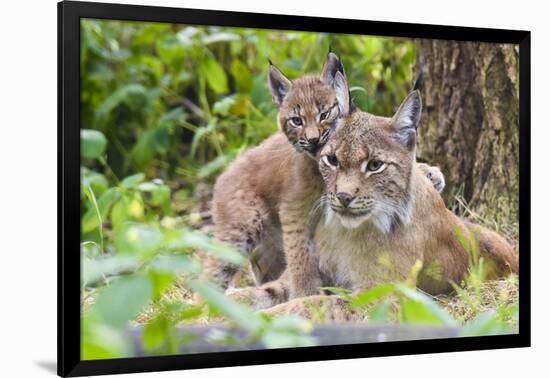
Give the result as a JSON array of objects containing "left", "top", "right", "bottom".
[
  {"left": 268, "top": 53, "right": 347, "bottom": 155},
  {"left": 277, "top": 76, "right": 339, "bottom": 154},
  {"left": 318, "top": 91, "right": 422, "bottom": 233}
]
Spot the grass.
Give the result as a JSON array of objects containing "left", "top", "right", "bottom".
[{"left": 435, "top": 275, "right": 519, "bottom": 329}]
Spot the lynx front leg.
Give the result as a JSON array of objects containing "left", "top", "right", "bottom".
[
  {"left": 279, "top": 201, "right": 322, "bottom": 299},
  {"left": 204, "top": 196, "right": 270, "bottom": 289}
]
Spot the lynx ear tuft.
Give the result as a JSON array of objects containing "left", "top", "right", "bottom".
[
  {"left": 267, "top": 63, "right": 292, "bottom": 106},
  {"left": 391, "top": 90, "right": 422, "bottom": 150},
  {"left": 334, "top": 71, "right": 350, "bottom": 116},
  {"left": 321, "top": 52, "right": 346, "bottom": 86}
]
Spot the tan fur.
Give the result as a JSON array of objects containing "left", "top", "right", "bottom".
[
  {"left": 229, "top": 91, "right": 518, "bottom": 317},
  {"left": 205, "top": 58, "right": 344, "bottom": 298},
  {"left": 209, "top": 59, "right": 449, "bottom": 301}
]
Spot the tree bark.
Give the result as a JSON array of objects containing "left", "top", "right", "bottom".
[{"left": 415, "top": 40, "right": 519, "bottom": 227}]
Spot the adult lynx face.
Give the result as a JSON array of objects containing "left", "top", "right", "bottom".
[
  {"left": 268, "top": 53, "right": 349, "bottom": 154},
  {"left": 319, "top": 72, "right": 421, "bottom": 232}
]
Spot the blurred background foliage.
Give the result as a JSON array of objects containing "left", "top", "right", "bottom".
[
  {"left": 79, "top": 19, "right": 517, "bottom": 360},
  {"left": 80, "top": 19, "right": 414, "bottom": 182}
]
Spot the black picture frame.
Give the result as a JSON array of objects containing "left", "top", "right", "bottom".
[{"left": 58, "top": 1, "right": 531, "bottom": 376}]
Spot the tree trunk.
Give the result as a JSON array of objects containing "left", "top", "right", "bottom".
[{"left": 415, "top": 40, "right": 519, "bottom": 228}]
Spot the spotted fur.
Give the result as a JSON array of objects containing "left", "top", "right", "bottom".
[
  {"left": 228, "top": 90, "right": 517, "bottom": 317},
  {"left": 204, "top": 53, "right": 348, "bottom": 298}
]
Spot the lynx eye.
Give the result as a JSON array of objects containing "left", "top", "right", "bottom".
[
  {"left": 364, "top": 159, "right": 385, "bottom": 173},
  {"left": 322, "top": 154, "right": 338, "bottom": 169},
  {"left": 319, "top": 110, "right": 330, "bottom": 121},
  {"left": 290, "top": 117, "right": 303, "bottom": 127}
]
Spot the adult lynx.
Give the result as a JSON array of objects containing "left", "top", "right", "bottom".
[
  {"left": 206, "top": 55, "right": 446, "bottom": 300},
  {"left": 229, "top": 73, "right": 517, "bottom": 315}
]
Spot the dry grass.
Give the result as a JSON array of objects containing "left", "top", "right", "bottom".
[{"left": 436, "top": 274, "right": 519, "bottom": 328}]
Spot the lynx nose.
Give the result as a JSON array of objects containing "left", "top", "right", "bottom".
[
  {"left": 336, "top": 192, "right": 354, "bottom": 207},
  {"left": 303, "top": 137, "right": 320, "bottom": 152},
  {"left": 307, "top": 137, "right": 319, "bottom": 146}
]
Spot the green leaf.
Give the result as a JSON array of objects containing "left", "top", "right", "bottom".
[
  {"left": 197, "top": 155, "right": 234, "bottom": 178},
  {"left": 81, "top": 255, "right": 140, "bottom": 286},
  {"left": 460, "top": 311, "right": 510, "bottom": 337},
  {"left": 148, "top": 269, "right": 176, "bottom": 301},
  {"left": 321, "top": 287, "right": 353, "bottom": 296},
  {"left": 143, "top": 317, "right": 169, "bottom": 351},
  {"left": 351, "top": 283, "right": 395, "bottom": 309},
  {"left": 151, "top": 185, "right": 170, "bottom": 209},
  {"left": 212, "top": 96, "right": 236, "bottom": 116},
  {"left": 180, "top": 230, "right": 247, "bottom": 266},
  {"left": 231, "top": 59, "right": 253, "bottom": 93},
  {"left": 114, "top": 223, "right": 163, "bottom": 258},
  {"left": 121, "top": 173, "right": 145, "bottom": 189},
  {"left": 200, "top": 58, "right": 228, "bottom": 94},
  {"left": 177, "top": 305, "right": 204, "bottom": 321},
  {"left": 261, "top": 315, "right": 315, "bottom": 348},
  {"left": 110, "top": 195, "right": 128, "bottom": 231},
  {"left": 96, "top": 84, "right": 147, "bottom": 122},
  {"left": 396, "top": 285, "right": 457, "bottom": 326},
  {"left": 93, "top": 274, "right": 152, "bottom": 329},
  {"left": 138, "top": 181, "right": 171, "bottom": 211},
  {"left": 157, "top": 35, "right": 186, "bottom": 68},
  {"left": 81, "top": 316, "right": 130, "bottom": 360},
  {"left": 369, "top": 300, "right": 392, "bottom": 321},
  {"left": 190, "top": 279, "right": 263, "bottom": 331},
  {"left": 81, "top": 129, "right": 107, "bottom": 159},
  {"left": 81, "top": 167, "right": 108, "bottom": 195},
  {"left": 82, "top": 188, "right": 120, "bottom": 233},
  {"left": 151, "top": 254, "right": 201, "bottom": 274}
]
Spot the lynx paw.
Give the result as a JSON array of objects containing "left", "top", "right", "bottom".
[
  {"left": 262, "top": 295, "right": 357, "bottom": 322},
  {"left": 226, "top": 284, "right": 286, "bottom": 310},
  {"left": 418, "top": 163, "right": 446, "bottom": 193}
]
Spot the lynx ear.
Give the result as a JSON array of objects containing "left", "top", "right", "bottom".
[
  {"left": 321, "top": 52, "right": 346, "bottom": 86},
  {"left": 334, "top": 71, "right": 350, "bottom": 116},
  {"left": 391, "top": 90, "right": 422, "bottom": 150},
  {"left": 267, "top": 62, "right": 292, "bottom": 106}
]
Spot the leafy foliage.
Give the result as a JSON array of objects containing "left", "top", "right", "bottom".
[{"left": 80, "top": 19, "right": 415, "bottom": 182}]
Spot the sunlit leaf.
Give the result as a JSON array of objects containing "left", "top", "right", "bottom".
[
  {"left": 179, "top": 230, "right": 247, "bottom": 266},
  {"left": 231, "top": 59, "right": 253, "bottom": 92},
  {"left": 190, "top": 279, "right": 263, "bottom": 331},
  {"left": 460, "top": 311, "right": 511, "bottom": 336},
  {"left": 151, "top": 254, "right": 201, "bottom": 274},
  {"left": 114, "top": 223, "right": 163, "bottom": 258},
  {"left": 82, "top": 255, "right": 140, "bottom": 286},
  {"left": 396, "top": 285, "right": 457, "bottom": 326},
  {"left": 81, "top": 129, "right": 107, "bottom": 159},
  {"left": 200, "top": 58, "right": 228, "bottom": 94},
  {"left": 121, "top": 173, "right": 145, "bottom": 189},
  {"left": 198, "top": 155, "right": 234, "bottom": 178},
  {"left": 82, "top": 315, "right": 130, "bottom": 360},
  {"left": 93, "top": 274, "right": 152, "bottom": 329},
  {"left": 351, "top": 283, "right": 395, "bottom": 309},
  {"left": 369, "top": 300, "right": 392, "bottom": 321},
  {"left": 143, "top": 316, "right": 169, "bottom": 351},
  {"left": 82, "top": 188, "right": 120, "bottom": 233}
]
